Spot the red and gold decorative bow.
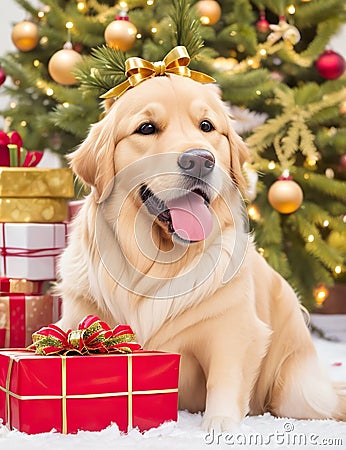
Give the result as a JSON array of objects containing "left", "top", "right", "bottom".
[
  {"left": 101, "top": 45, "right": 215, "bottom": 99},
  {"left": 0, "top": 130, "right": 43, "bottom": 167},
  {"left": 29, "top": 315, "right": 142, "bottom": 356}
]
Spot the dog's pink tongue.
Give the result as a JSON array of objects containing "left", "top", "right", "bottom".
[{"left": 166, "top": 192, "right": 213, "bottom": 241}]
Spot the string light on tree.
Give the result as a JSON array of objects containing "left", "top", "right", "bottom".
[
  {"left": 268, "top": 170, "right": 303, "bottom": 214},
  {"left": 195, "top": 0, "right": 221, "bottom": 25},
  {"left": 37, "top": 4, "right": 50, "bottom": 21},
  {"left": 286, "top": 4, "right": 296, "bottom": 15},
  {"left": 335, "top": 265, "right": 342, "bottom": 275},
  {"left": 77, "top": 2, "right": 87, "bottom": 12},
  {"left": 325, "top": 168, "right": 334, "bottom": 179},
  {"left": 104, "top": 8, "right": 137, "bottom": 51},
  {"left": 247, "top": 205, "right": 261, "bottom": 221},
  {"left": 313, "top": 284, "right": 329, "bottom": 306},
  {"left": 11, "top": 20, "right": 39, "bottom": 52},
  {"left": 48, "top": 22, "right": 83, "bottom": 85},
  {"left": 315, "top": 50, "right": 345, "bottom": 79}
]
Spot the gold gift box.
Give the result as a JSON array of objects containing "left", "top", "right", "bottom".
[
  {"left": 0, "top": 168, "right": 74, "bottom": 198},
  {"left": 0, "top": 278, "right": 43, "bottom": 294},
  {"left": 0, "top": 198, "right": 68, "bottom": 223}
]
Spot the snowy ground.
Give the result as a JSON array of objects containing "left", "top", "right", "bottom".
[{"left": 0, "top": 315, "right": 345, "bottom": 450}]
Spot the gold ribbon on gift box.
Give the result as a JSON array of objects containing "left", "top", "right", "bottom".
[
  {"left": 0, "top": 352, "right": 179, "bottom": 433},
  {"left": 0, "top": 168, "right": 74, "bottom": 198}
]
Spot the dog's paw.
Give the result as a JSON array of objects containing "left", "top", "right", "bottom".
[{"left": 202, "top": 415, "right": 240, "bottom": 433}]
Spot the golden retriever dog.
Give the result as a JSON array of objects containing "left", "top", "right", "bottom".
[{"left": 57, "top": 72, "right": 346, "bottom": 432}]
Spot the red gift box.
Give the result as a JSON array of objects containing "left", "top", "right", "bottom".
[
  {"left": 0, "top": 294, "right": 58, "bottom": 348},
  {"left": 0, "top": 349, "right": 180, "bottom": 434}
]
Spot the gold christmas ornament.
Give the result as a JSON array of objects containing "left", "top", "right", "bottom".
[
  {"left": 268, "top": 177, "right": 303, "bottom": 214},
  {"left": 48, "top": 45, "right": 83, "bottom": 85},
  {"left": 195, "top": 0, "right": 222, "bottom": 25},
  {"left": 104, "top": 17, "right": 137, "bottom": 52},
  {"left": 11, "top": 20, "right": 39, "bottom": 52}
]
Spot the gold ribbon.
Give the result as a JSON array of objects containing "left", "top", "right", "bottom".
[{"left": 101, "top": 46, "right": 215, "bottom": 99}]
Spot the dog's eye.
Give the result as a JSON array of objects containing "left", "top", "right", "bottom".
[
  {"left": 137, "top": 123, "right": 157, "bottom": 135},
  {"left": 200, "top": 120, "right": 214, "bottom": 133}
]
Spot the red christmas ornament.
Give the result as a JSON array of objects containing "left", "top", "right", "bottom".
[
  {"left": 315, "top": 50, "right": 345, "bottom": 80},
  {"left": 339, "top": 153, "right": 346, "bottom": 169},
  {"left": 0, "top": 67, "right": 6, "bottom": 86},
  {"left": 72, "top": 42, "right": 84, "bottom": 53},
  {"left": 256, "top": 11, "right": 270, "bottom": 33}
]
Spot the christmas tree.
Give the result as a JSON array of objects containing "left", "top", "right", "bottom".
[{"left": 0, "top": 0, "right": 345, "bottom": 309}]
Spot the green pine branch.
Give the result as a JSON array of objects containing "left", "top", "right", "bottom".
[
  {"left": 170, "top": 0, "right": 204, "bottom": 58},
  {"left": 294, "top": 0, "right": 346, "bottom": 28},
  {"left": 74, "top": 46, "right": 127, "bottom": 95},
  {"left": 295, "top": 169, "right": 346, "bottom": 202}
]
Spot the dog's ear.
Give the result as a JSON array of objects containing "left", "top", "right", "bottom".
[
  {"left": 227, "top": 123, "right": 250, "bottom": 195},
  {"left": 205, "top": 84, "right": 250, "bottom": 194},
  {"left": 68, "top": 110, "right": 117, "bottom": 203}
]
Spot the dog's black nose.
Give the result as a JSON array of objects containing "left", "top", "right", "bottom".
[{"left": 177, "top": 149, "right": 215, "bottom": 178}]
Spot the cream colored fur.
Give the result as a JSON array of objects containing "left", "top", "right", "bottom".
[{"left": 57, "top": 74, "right": 346, "bottom": 431}]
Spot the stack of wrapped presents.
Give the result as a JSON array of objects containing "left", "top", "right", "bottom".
[
  {"left": 0, "top": 132, "right": 181, "bottom": 434},
  {"left": 0, "top": 131, "right": 73, "bottom": 348}
]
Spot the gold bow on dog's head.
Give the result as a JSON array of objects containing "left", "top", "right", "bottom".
[{"left": 100, "top": 46, "right": 215, "bottom": 99}]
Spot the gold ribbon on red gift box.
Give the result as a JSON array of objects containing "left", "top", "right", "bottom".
[{"left": 2, "top": 352, "right": 179, "bottom": 433}]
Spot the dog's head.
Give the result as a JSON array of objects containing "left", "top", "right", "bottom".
[{"left": 70, "top": 74, "right": 249, "bottom": 244}]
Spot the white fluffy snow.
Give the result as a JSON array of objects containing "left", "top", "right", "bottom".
[{"left": 1, "top": 315, "right": 345, "bottom": 450}]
